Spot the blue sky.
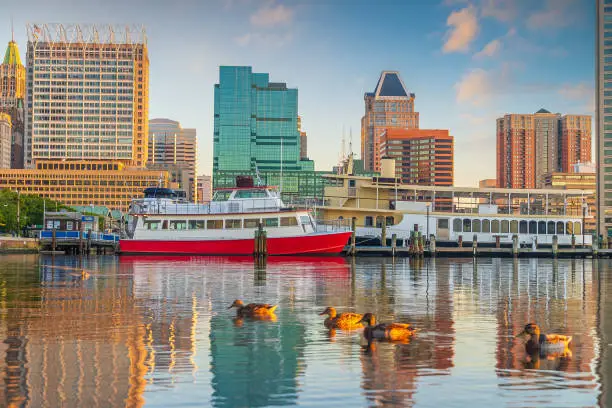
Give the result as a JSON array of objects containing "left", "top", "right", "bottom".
[{"left": 4, "top": 0, "right": 595, "bottom": 186}]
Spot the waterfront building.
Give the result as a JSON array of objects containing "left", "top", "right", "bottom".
[
  {"left": 361, "top": 71, "right": 418, "bottom": 172},
  {"left": 148, "top": 118, "right": 197, "bottom": 201},
  {"left": 0, "top": 161, "right": 166, "bottom": 211},
  {"left": 598, "top": 0, "right": 612, "bottom": 237},
  {"left": 0, "top": 113, "right": 11, "bottom": 168},
  {"left": 543, "top": 171, "right": 596, "bottom": 233},
  {"left": 25, "top": 24, "right": 149, "bottom": 168},
  {"left": 560, "top": 115, "right": 592, "bottom": 172},
  {"left": 213, "top": 66, "right": 313, "bottom": 175},
  {"left": 0, "top": 34, "right": 25, "bottom": 168},
  {"left": 496, "top": 110, "right": 592, "bottom": 189},
  {"left": 379, "top": 128, "right": 453, "bottom": 186},
  {"left": 197, "top": 175, "right": 212, "bottom": 203}
]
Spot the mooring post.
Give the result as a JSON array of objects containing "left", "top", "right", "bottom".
[
  {"left": 571, "top": 234, "right": 576, "bottom": 249},
  {"left": 429, "top": 234, "right": 436, "bottom": 256},
  {"left": 51, "top": 228, "right": 56, "bottom": 252},
  {"left": 593, "top": 235, "right": 599, "bottom": 257},
  {"left": 350, "top": 217, "right": 357, "bottom": 256},
  {"left": 604, "top": 235, "right": 609, "bottom": 250},
  {"left": 391, "top": 233, "right": 397, "bottom": 257},
  {"left": 512, "top": 234, "right": 519, "bottom": 257},
  {"left": 458, "top": 235, "right": 463, "bottom": 248},
  {"left": 552, "top": 235, "right": 558, "bottom": 257},
  {"left": 472, "top": 234, "right": 478, "bottom": 257},
  {"left": 381, "top": 218, "right": 387, "bottom": 247},
  {"left": 495, "top": 235, "right": 501, "bottom": 249},
  {"left": 417, "top": 231, "right": 424, "bottom": 256},
  {"left": 86, "top": 230, "right": 92, "bottom": 254}
]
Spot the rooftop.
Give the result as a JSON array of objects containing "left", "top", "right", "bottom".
[
  {"left": 373, "top": 71, "right": 413, "bottom": 99},
  {"left": 3, "top": 40, "right": 22, "bottom": 66}
]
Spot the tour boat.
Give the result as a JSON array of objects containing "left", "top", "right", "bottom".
[{"left": 119, "top": 181, "right": 352, "bottom": 256}]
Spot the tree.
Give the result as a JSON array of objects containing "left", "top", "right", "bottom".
[{"left": 0, "top": 190, "right": 67, "bottom": 235}]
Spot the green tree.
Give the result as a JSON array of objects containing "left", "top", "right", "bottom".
[{"left": 0, "top": 190, "right": 66, "bottom": 235}]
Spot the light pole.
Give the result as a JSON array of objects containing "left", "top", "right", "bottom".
[
  {"left": 16, "top": 190, "right": 20, "bottom": 237},
  {"left": 426, "top": 202, "right": 431, "bottom": 243},
  {"left": 582, "top": 201, "right": 587, "bottom": 247}
]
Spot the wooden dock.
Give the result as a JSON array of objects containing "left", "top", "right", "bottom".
[{"left": 344, "top": 245, "right": 599, "bottom": 258}]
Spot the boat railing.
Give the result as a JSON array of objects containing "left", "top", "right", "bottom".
[
  {"left": 130, "top": 198, "right": 284, "bottom": 215},
  {"left": 314, "top": 219, "right": 352, "bottom": 233}
]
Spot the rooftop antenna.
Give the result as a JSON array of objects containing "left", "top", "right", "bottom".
[
  {"left": 10, "top": 17, "right": 14, "bottom": 42},
  {"left": 349, "top": 127, "right": 353, "bottom": 156}
]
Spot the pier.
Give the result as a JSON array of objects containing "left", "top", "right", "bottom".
[{"left": 39, "top": 230, "right": 119, "bottom": 254}]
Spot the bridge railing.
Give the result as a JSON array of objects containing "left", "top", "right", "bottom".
[{"left": 39, "top": 230, "right": 120, "bottom": 243}]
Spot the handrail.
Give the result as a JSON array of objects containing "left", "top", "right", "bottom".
[{"left": 39, "top": 230, "right": 120, "bottom": 242}]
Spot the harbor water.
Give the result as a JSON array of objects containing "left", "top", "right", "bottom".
[{"left": 0, "top": 254, "right": 610, "bottom": 407}]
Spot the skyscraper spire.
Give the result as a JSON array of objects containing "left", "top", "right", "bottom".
[{"left": 11, "top": 17, "right": 14, "bottom": 42}]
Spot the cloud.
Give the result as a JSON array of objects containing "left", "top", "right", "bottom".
[
  {"left": 250, "top": 2, "right": 294, "bottom": 28},
  {"left": 526, "top": 0, "right": 581, "bottom": 30},
  {"left": 234, "top": 31, "right": 293, "bottom": 47},
  {"left": 474, "top": 39, "right": 501, "bottom": 58},
  {"left": 454, "top": 63, "right": 516, "bottom": 105},
  {"left": 558, "top": 82, "right": 595, "bottom": 113},
  {"left": 480, "top": 0, "right": 520, "bottom": 22},
  {"left": 442, "top": 6, "right": 480, "bottom": 53}
]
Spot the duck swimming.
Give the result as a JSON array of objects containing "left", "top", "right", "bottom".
[
  {"left": 228, "top": 299, "right": 278, "bottom": 318},
  {"left": 516, "top": 323, "right": 572, "bottom": 353},
  {"left": 319, "top": 307, "right": 363, "bottom": 330},
  {"left": 359, "top": 313, "right": 418, "bottom": 342}
]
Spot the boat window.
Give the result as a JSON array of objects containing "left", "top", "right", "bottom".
[
  {"left": 547, "top": 221, "right": 555, "bottom": 235},
  {"left": 225, "top": 219, "right": 242, "bottom": 229},
  {"left": 300, "top": 216, "right": 311, "bottom": 225},
  {"left": 528, "top": 221, "right": 537, "bottom": 234},
  {"left": 212, "top": 191, "right": 232, "bottom": 202},
  {"left": 145, "top": 220, "right": 160, "bottom": 230},
  {"left": 244, "top": 218, "right": 260, "bottom": 228},
  {"left": 281, "top": 216, "right": 299, "bottom": 227},
  {"left": 235, "top": 189, "right": 269, "bottom": 199},
  {"left": 538, "top": 221, "right": 546, "bottom": 235},
  {"left": 264, "top": 217, "right": 279, "bottom": 227},
  {"left": 376, "top": 216, "right": 384, "bottom": 228},
  {"left": 463, "top": 219, "right": 471, "bottom": 233},
  {"left": 188, "top": 220, "right": 206, "bottom": 230},
  {"left": 566, "top": 222, "right": 573, "bottom": 235},
  {"left": 482, "top": 219, "right": 490, "bottom": 233},
  {"left": 365, "top": 216, "right": 374, "bottom": 227},
  {"left": 491, "top": 220, "right": 500, "bottom": 233},
  {"left": 472, "top": 219, "right": 481, "bottom": 233},
  {"left": 170, "top": 220, "right": 187, "bottom": 230},
  {"left": 453, "top": 218, "right": 462, "bottom": 232},
  {"left": 510, "top": 220, "right": 518, "bottom": 234},
  {"left": 557, "top": 221, "right": 565, "bottom": 235},
  {"left": 386, "top": 216, "right": 394, "bottom": 226},
  {"left": 519, "top": 221, "right": 528, "bottom": 234},
  {"left": 501, "top": 220, "right": 509, "bottom": 233},
  {"left": 162, "top": 220, "right": 168, "bottom": 230},
  {"left": 207, "top": 219, "right": 223, "bottom": 229},
  {"left": 438, "top": 219, "right": 449, "bottom": 229},
  {"left": 574, "top": 221, "right": 581, "bottom": 235}
]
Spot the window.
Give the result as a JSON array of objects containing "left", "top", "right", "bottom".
[
  {"left": 557, "top": 221, "right": 565, "bottom": 235},
  {"left": 170, "top": 220, "right": 187, "bottom": 230},
  {"left": 472, "top": 219, "right": 481, "bottom": 233},
  {"left": 225, "top": 219, "right": 242, "bottom": 229},
  {"left": 66, "top": 221, "right": 74, "bottom": 231},
  {"left": 385, "top": 216, "right": 394, "bottom": 226},
  {"left": 281, "top": 217, "right": 298, "bottom": 227},
  {"left": 538, "top": 221, "right": 546, "bottom": 235},
  {"left": 491, "top": 220, "right": 500, "bottom": 233},
  {"left": 162, "top": 220, "right": 168, "bottom": 230},
  {"left": 145, "top": 220, "right": 160, "bottom": 230},
  {"left": 453, "top": 218, "right": 462, "bottom": 232},
  {"left": 365, "top": 216, "right": 374, "bottom": 227},
  {"left": 264, "top": 217, "right": 279, "bottom": 227},
  {"left": 482, "top": 219, "right": 490, "bottom": 233},
  {"left": 501, "top": 220, "right": 509, "bottom": 233},
  {"left": 463, "top": 219, "right": 471, "bottom": 233},
  {"left": 438, "top": 219, "right": 449, "bottom": 229},
  {"left": 529, "top": 221, "right": 537, "bottom": 234},
  {"left": 234, "top": 189, "right": 268, "bottom": 199},
  {"left": 510, "top": 220, "right": 518, "bottom": 234},
  {"left": 547, "top": 221, "right": 555, "bottom": 235},
  {"left": 207, "top": 219, "right": 223, "bottom": 229},
  {"left": 244, "top": 218, "right": 260, "bottom": 228},
  {"left": 574, "top": 222, "right": 581, "bottom": 235},
  {"left": 566, "top": 222, "right": 573, "bottom": 235},
  {"left": 300, "top": 216, "right": 311, "bottom": 225},
  {"left": 188, "top": 220, "right": 206, "bottom": 229}
]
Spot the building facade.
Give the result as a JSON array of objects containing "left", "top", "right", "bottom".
[
  {"left": 0, "top": 161, "right": 166, "bottom": 211},
  {"left": 379, "top": 128, "right": 453, "bottom": 186},
  {"left": 598, "top": 0, "right": 611, "bottom": 237},
  {"left": 543, "top": 171, "right": 596, "bottom": 233},
  {"left": 148, "top": 118, "right": 197, "bottom": 201},
  {"left": 0, "top": 113, "right": 11, "bottom": 168},
  {"left": 560, "top": 115, "right": 592, "bottom": 173},
  {"left": 361, "top": 71, "right": 418, "bottom": 172},
  {"left": 497, "top": 110, "right": 591, "bottom": 189},
  {"left": 213, "top": 66, "right": 313, "bottom": 175},
  {"left": 25, "top": 24, "right": 149, "bottom": 168},
  {"left": 197, "top": 175, "right": 212, "bottom": 204},
  {"left": 297, "top": 116, "right": 307, "bottom": 159},
  {"left": 0, "top": 36, "right": 26, "bottom": 168}
]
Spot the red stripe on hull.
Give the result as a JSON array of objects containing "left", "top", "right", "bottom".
[{"left": 119, "top": 232, "right": 351, "bottom": 256}]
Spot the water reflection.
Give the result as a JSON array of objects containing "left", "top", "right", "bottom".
[{"left": 0, "top": 255, "right": 606, "bottom": 406}]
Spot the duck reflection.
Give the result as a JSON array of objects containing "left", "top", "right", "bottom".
[{"left": 522, "top": 348, "right": 572, "bottom": 371}]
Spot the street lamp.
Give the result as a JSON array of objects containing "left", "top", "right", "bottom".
[
  {"left": 426, "top": 202, "right": 431, "bottom": 243},
  {"left": 15, "top": 190, "right": 20, "bottom": 237},
  {"left": 582, "top": 201, "right": 587, "bottom": 247}
]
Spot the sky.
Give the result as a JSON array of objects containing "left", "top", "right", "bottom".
[{"left": 3, "top": 0, "right": 595, "bottom": 186}]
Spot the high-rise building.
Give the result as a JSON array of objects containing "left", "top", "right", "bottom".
[
  {"left": 496, "top": 110, "right": 591, "bottom": 189},
  {"left": 598, "top": 0, "right": 611, "bottom": 237},
  {"left": 297, "top": 115, "right": 307, "bottom": 159},
  {"left": 379, "top": 128, "right": 453, "bottom": 186},
  {"left": 197, "top": 175, "right": 212, "bottom": 204},
  {"left": 560, "top": 114, "right": 592, "bottom": 172},
  {"left": 25, "top": 24, "right": 149, "bottom": 168},
  {"left": 361, "top": 71, "right": 418, "bottom": 172},
  {"left": 0, "top": 34, "right": 25, "bottom": 168},
  {"left": 213, "top": 66, "right": 313, "bottom": 174},
  {"left": 148, "top": 118, "right": 197, "bottom": 201},
  {"left": 0, "top": 112, "right": 11, "bottom": 168}
]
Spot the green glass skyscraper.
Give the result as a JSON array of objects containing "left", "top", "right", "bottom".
[{"left": 213, "top": 66, "right": 313, "bottom": 175}]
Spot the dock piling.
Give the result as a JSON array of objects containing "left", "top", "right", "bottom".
[
  {"left": 391, "top": 233, "right": 397, "bottom": 257},
  {"left": 472, "top": 234, "right": 478, "bottom": 257},
  {"left": 552, "top": 235, "right": 558, "bottom": 257},
  {"left": 381, "top": 218, "right": 387, "bottom": 246},
  {"left": 350, "top": 217, "right": 357, "bottom": 256},
  {"left": 512, "top": 235, "right": 519, "bottom": 257}
]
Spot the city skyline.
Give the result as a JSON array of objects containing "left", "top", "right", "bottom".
[{"left": 2, "top": 0, "right": 595, "bottom": 186}]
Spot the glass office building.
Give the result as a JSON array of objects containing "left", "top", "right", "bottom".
[{"left": 213, "top": 66, "right": 313, "bottom": 174}]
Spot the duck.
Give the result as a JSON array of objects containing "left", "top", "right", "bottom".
[
  {"left": 359, "top": 313, "right": 418, "bottom": 342},
  {"left": 516, "top": 323, "right": 572, "bottom": 353},
  {"left": 228, "top": 299, "right": 278, "bottom": 318},
  {"left": 319, "top": 307, "right": 364, "bottom": 330}
]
